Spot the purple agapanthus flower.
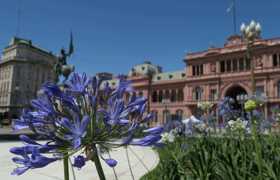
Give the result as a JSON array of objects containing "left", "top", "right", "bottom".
[
  {"left": 10, "top": 135, "right": 57, "bottom": 155},
  {"left": 73, "top": 155, "right": 86, "bottom": 169},
  {"left": 12, "top": 108, "right": 53, "bottom": 131},
  {"left": 143, "top": 126, "right": 164, "bottom": 134},
  {"left": 99, "top": 99, "right": 130, "bottom": 126},
  {"left": 10, "top": 72, "right": 163, "bottom": 177},
  {"left": 31, "top": 95, "right": 56, "bottom": 117},
  {"left": 66, "top": 73, "right": 91, "bottom": 95},
  {"left": 11, "top": 149, "right": 58, "bottom": 175},
  {"left": 130, "top": 134, "right": 162, "bottom": 146},
  {"left": 58, "top": 115, "right": 90, "bottom": 149}
]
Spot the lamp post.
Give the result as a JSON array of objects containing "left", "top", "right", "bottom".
[
  {"left": 236, "top": 94, "right": 248, "bottom": 119},
  {"left": 162, "top": 98, "right": 170, "bottom": 124},
  {"left": 240, "top": 20, "right": 262, "bottom": 95}
]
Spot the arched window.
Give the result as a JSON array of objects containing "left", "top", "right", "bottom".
[
  {"left": 158, "top": 90, "right": 163, "bottom": 102},
  {"left": 163, "top": 110, "right": 170, "bottom": 123},
  {"left": 278, "top": 81, "right": 280, "bottom": 97},
  {"left": 152, "top": 91, "right": 158, "bottom": 102},
  {"left": 176, "top": 109, "right": 183, "bottom": 120},
  {"left": 177, "top": 89, "right": 184, "bottom": 102},
  {"left": 193, "top": 87, "right": 203, "bottom": 101},
  {"left": 171, "top": 89, "right": 176, "bottom": 102},
  {"left": 164, "top": 90, "right": 170, "bottom": 100}
]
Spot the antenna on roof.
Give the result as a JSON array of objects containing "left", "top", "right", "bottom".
[{"left": 16, "top": 0, "right": 22, "bottom": 37}]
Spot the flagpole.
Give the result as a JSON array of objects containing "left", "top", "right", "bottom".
[{"left": 233, "top": 0, "right": 237, "bottom": 34}]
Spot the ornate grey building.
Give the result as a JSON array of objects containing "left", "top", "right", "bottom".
[{"left": 0, "top": 37, "right": 57, "bottom": 119}]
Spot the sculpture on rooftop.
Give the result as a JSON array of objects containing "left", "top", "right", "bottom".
[{"left": 54, "top": 33, "right": 75, "bottom": 83}]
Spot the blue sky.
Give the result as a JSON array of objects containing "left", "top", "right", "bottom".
[{"left": 0, "top": 0, "right": 279, "bottom": 75}]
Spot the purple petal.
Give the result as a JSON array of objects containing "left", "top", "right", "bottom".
[
  {"left": 143, "top": 126, "right": 163, "bottom": 134},
  {"left": 73, "top": 138, "right": 81, "bottom": 149},
  {"left": 105, "top": 158, "right": 117, "bottom": 167},
  {"left": 80, "top": 116, "right": 90, "bottom": 132},
  {"left": 20, "top": 135, "right": 40, "bottom": 145},
  {"left": 12, "top": 157, "right": 28, "bottom": 165},
  {"left": 73, "top": 155, "right": 86, "bottom": 169},
  {"left": 11, "top": 166, "right": 30, "bottom": 176}
]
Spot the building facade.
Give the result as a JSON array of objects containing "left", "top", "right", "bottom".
[
  {"left": 103, "top": 35, "right": 280, "bottom": 126},
  {"left": 0, "top": 37, "right": 57, "bottom": 119}
]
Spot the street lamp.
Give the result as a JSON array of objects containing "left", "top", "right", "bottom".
[
  {"left": 240, "top": 20, "right": 262, "bottom": 95},
  {"left": 236, "top": 94, "right": 248, "bottom": 119},
  {"left": 162, "top": 98, "right": 170, "bottom": 123}
]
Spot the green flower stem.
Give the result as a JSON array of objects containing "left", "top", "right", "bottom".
[
  {"left": 63, "top": 155, "right": 70, "bottom": 180},
  {"left": 92, "top": 144, "right": 106, "bottom": 180},
  {"left": 251, "top": 113, "right": 262, "bottom": 179}
]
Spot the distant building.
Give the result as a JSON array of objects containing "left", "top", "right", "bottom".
[
  {"left": 103, "top": 35, "right": 280, "bottom": 126},
  {"left": 0, "top": 37, "right": 57, "bottom": 119}
]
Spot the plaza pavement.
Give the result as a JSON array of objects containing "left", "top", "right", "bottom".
[{"left": 0, "top": 141, "right": 159, "bottom": 180}]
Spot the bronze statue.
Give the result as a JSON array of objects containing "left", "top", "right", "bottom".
[{"left": 54, "top": 33, "right": 75, "bottom": 83}]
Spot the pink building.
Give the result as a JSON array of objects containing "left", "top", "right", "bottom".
[{"left": 102, "top": 35, "right": 280, "bottom": 126}]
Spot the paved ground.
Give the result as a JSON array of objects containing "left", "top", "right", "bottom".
[{"left": 0, "top": 141, "right": 159, "bottom": 180}]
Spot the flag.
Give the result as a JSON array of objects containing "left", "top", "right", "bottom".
[
  {"left": 68, "top": 31, "right": 74, "bottom": 55},
  {"left": 226, "top": 1, "right": 234, "bottom": 13}
]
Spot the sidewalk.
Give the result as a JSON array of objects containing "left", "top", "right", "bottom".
[{"left": 0, "top": 141, "right": 159, "bottom": 180}]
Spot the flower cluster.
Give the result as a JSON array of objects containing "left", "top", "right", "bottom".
[
  {"left": 197, "top": 101, "right": 213, "bottom": 112},
  {"left": 227, "top": 118, "right": 248, "bottom": 133},
  {"left": 218, "top": 97, "right": 239, "bottom": 122},
  {"left": 10, "top": 73, "right": 163, "bottom": 175}
]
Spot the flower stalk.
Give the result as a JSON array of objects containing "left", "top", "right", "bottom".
[
  {"left": 63, "top": 155, "right": 70, "bottom": 180},
  {"left": 92, "top": 144, "right": 106, "bottom": 180}
]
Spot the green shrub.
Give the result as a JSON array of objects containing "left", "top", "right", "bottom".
[{"left": 141, "top": 135, "right": 280, "bottom": 180}]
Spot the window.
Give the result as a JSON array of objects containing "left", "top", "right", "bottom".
[
  {"left": 163, "top": 110, "right": 170, "bottom": 123},
  {"left": 196, "top": 66, "right": 199, "bottom": 75},
  {"left": 233, "top": 59, "right": 238, "bottom": 72},
  {"left": 192, "top": 66, "right": 196, "bottom": 76},
  {"left": 158, "top": 90, "right": 163, "bottom": 102},
  {"left": 193, "top": 87, "right": 203, "bottom": 101},
  {"left": 176, "top": 110, "right": 183, "bottom": 120},
  {"left": 278, "top": 81, "right": 280, "bottom": 97},
  {"left": 220, "top": 61, "right": 225, "bottom": 73},
  {"left": 256, "top": 86, "right": 264, "bottom": 97},
  {"left": 210, "top": 89, "right": 217, "bottom": 101},
  {"left": 273, "top": 54, "right": 278, "bottom": 67},
  {"left": 239, "top": 58, "right": 244, "bottom": 71},
  {"left": 192, "top": 65, "right": 203, "bottom": 76},
  {"left": 200, "top": 64, "right": 203, "bottom": 75},
  {"left": 245, "top": 58, "right": 250, "bottom": 70},
  {"left": 152, "top": 91, "right": 158, "bottom": 102},
  {"left": 177, "top": 89, "right": 184, "bottom": 102},
  {"left": 165, "top": 90, "right": 170, "bottom": 100},
  {"left": 226, "top": 60, "right": 231, "bottom": 72},
  {"left": 171, "top": 89, "right": 176, "bottom": 102},
  {"left": 152, "top": 111, "right": 158, "bottom": 123}
]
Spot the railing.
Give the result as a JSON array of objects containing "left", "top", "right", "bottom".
[
  {"left": 151, "top": 97, "right": 280, "bottom": 108},
  {"left": 188, "top": 66, "right": 280, "bottom": 79}
]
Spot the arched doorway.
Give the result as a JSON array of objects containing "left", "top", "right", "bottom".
[{"left": 224, "top": 85, "right": 248, "bottom": 110}]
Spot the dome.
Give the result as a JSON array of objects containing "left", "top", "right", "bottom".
[{"left": 128, "top": 61, "right": 162, "bottom": 77}]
